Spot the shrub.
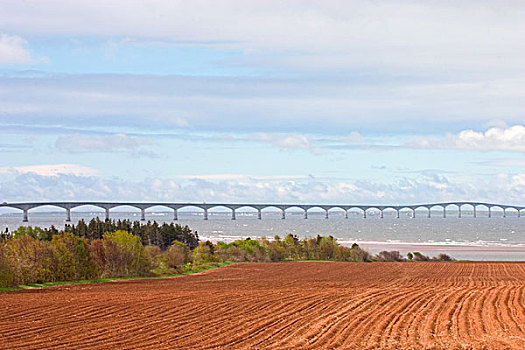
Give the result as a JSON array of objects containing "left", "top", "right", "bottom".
[
  {"left": 302, "top": 238, "right": 319, "bottom": 260},
  {"left": 345, "top": 244, "right": 372, "bottom": 262},
  {"left": 226, "top": 246, "right": 246, "bottom": 262},
  {"left": 412, "top": 252, "right": 429, "bottom": 262},
  {"left": 144, "top": 245, "right": 163, "bottom": 270},
  {"left": 166, "top": 241, "right": 191, "bottom": 271},
  {"left": 249, "top": 246, "right": 265, "bottom": 262},
  {"left": 259, "top": 238, "right": 285, "bottom": 262},
  {"left": 192, "top": 241, "right": 222, "bottom": 267},
  {"left": 376, "top": 250, "right": 404, "bottom": 262},
  {"left": 88, "top": 239, "right": 106, "bottom": 277},
  {"left": 435, "top": 253, "right": 453, "bottom": 262}
]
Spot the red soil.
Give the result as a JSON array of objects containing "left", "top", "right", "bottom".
[{"left": 1, "top": 262, "right": 524, "bottom": 349}]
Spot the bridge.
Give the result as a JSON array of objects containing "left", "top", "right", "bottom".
[{"left": 0, "top": 201, "right": 523, "bottom": 222}]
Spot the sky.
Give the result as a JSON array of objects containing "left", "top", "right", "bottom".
[{"left": 0, "top": 0, "right": 524, "bottom": 206}]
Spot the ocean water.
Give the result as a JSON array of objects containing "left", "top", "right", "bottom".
[{"left": 1, "top": 210, "right": 524, "bottom": 261}]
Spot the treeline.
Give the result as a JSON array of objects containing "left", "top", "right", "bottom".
[
  {"left": 0, "top": 229, "right": 373, "bottom": 288},
  {"left": 0, "top": 220, "right": 453, "bottom": 289},
  {"left": 193, "top": 235, "right": 452, "bottom": 265},
  {"left": 2, "top": 218, "right": 199, "bottom": 250},
  {"left": 0, "top": 228, "right": 199, "bottom": 288},
  {"left": 376, "top": 250, "right": 453, "bottom": 262},
  {"left": 212, "top": 235, "right": 372, "bottom": 264}
]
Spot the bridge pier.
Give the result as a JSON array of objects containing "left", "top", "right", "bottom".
[
  {"left": 304, "top": 210, "right": 308, "bottom": 219},
  {"left": 325, "top": 209, "right": 329, "bottom": 219},
  {"left": 488, "top": 207, "right": 491, "bottom": 218},
  {"left": 281, "top": 209, "right": 286, "bottom": 220},
  {"left": 23, "top": 209, "right": 28, "bottom": 222},
  {"left": 141, "top": 209, "right": 146, "bottom": 221},
  {"left": 396, "top": 209, "right": 400, "bottom": 219},
  {"left": 204, "top": 208, "right": 208, "bottom": 220},
  {"left": 473, "top": 206, "right": 477, "bottom": 218},
  {"left": 363, "top": 209, "right": 367, "bottom": 219},
  {"left": 66, "top": 208, "right": 71, "bottom": 222},
  {"left": 232, "top": 209, "right": 236, "bottom": 220},
  {"left": 427, "top": 207, "right": 431, "bottom": 218},
  {"left": 380, "top": 210, "right": 384, "bottom": 219},
  {"left": 105, "top": 208, "right": 110, "bottom": 221},
  {"left": 344, "top": 210, "right": 348, "bottom": 219},
  {"left": 503, "top": 208, "right": 506, "bottom": 218},
  {"left": 257, "top": 209, "right": 262, "bottom": 220},
  {"left": 443, "top": 206, "right": 446, "bottom": 218},
  {"left": 173, "top": 209, "right": 178, "bottom": 221},
  {"left": 519, "top": 210, "right": 521, "bottom": 218}
]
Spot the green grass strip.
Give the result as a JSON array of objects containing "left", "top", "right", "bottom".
[{"left": 1, "top": 261, "right": 237, "bottom": 293}]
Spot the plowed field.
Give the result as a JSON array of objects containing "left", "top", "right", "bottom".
[{"left": 1, "top": 262, "right": 524, "bottom": 349}]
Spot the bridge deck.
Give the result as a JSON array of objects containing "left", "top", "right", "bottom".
[{"left": 0, "top": 201, "right": 523, "bottom": 222}]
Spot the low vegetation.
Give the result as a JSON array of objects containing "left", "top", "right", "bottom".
[{"left": 0, "top": 219, "right": 453, "bottom": 289}]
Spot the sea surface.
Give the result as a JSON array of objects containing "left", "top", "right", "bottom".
[{"left": 1, "top": 209, "right": 524, "bottom": 261}]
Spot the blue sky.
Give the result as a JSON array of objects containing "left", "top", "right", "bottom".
[{"left": 0, "top": 0, "right": 524, "bottom": 205}]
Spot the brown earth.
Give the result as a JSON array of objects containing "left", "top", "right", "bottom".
[{"left": 1, "top": 261, "right": 524, "bottom": 350}]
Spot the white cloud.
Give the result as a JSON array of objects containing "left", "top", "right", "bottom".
[
  {"left": 55, "top": 133, "right": 151, "bottom": 153},
  {"left": 448, "top": 125, "right": 525, "bottom": 153},
  {"left": 409, "top": 125, "right": 525, "bottom": 153},
  {"left": 0, "top": 33, "right": 45, "bottom": 64},
  {"left": 0, "top": 164, "right": 98, "bottom": 177},
  {"left": 255, "top": 133, "right": 320, "bottom": 153},
  {"left": 0, "top": 171, "right": 523, "bottom": 205}
]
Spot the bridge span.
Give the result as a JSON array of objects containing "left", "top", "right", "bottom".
[{"left": 0, "top": 201, "right": 523, "bottom": 222}]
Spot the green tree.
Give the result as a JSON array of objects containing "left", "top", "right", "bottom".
[
  {"left": 101, "top": 230, "right": 150, "bottom": 277},
  {"left": 193, "top": 241, "right": 222, "bottom": 267},
  {"left": 318, "top": 236, "right": 338, "bottom": 260},
  {"left": 13, "top": 226, "right": 49, "bottom": 241},
  {"left": 0, "top": 242, "right": 13, "bottom": 287},
  {"left": 3, "top": 235, "right": 53, "bottom": 285},
  {"left": 50, "top": 232, "right": 93, "bottom": 281}
]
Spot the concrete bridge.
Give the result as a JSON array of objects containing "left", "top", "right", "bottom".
[{"left": 0, "top": 201, "right": 523, "bottom": 222}]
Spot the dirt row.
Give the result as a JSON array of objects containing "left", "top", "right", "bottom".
[{"left": 1, "top": 261, "right": 524, "bottom": 349}]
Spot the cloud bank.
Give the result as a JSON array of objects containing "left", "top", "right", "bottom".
[
  {"left": 410, "top": 125, "right": 525, "bottom": 153},
  {"left": 0, "top": 164, "right": 98, "bottom": 177},
  {"left": 0, "top": 172, "right": 523, "bottom": 206}
]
